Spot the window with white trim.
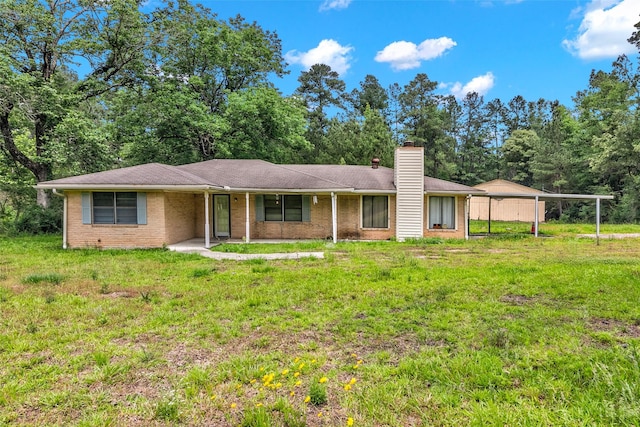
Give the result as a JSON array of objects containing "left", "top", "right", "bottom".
[
  {"left": 429, "top": 196, "right": 455, "bottom": 229},
  {"left": 362, "top": 195, "right": 388, "bottom": 228}
]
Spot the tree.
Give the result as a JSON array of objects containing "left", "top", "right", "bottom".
[
  {"left": 628, "top": 19, "right": 640, "bottom": 52},
  {"left": 501, "top": 129, "right": 540, "bottom": 186},
  {"left": 222, "top": 88, "right": 310, "bottom": 163},
  {"left": 294, "top": 64, "right": 346, "bottom": 161},
  {"left": 399, "top": 73, "right": 455, "bottom": 178},
  {"left": 0, "top": 0, "right": 150, "bottom": 206},
  {"left": 349, "top": 74, "right": 388, "bottom": 116},
  {"left": 455, "top": 92, "right": 491, "bottom": 185},
  {"left": 112, "top": 3, "right": 289, "bottom": 165},
  {"left": 574, "top": 55, "right": 640, "bottom": 221}
]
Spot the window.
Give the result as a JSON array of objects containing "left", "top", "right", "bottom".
[
  {"left": 429, "top": 196, "right": 455, "bottom": 229},
  {"left": 256, "top": 195, "right": 309, "bottom": 222},
  {"left": 362, "top": 195, "right": 388, "bottom": 228},
  {"left": 83, "top": 192, "right": 146, "bottom": 225}
]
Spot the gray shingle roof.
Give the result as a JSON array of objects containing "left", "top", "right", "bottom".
[
  {"left": 177, "top": 160, "right": 352, "bottom": 190},
  {"left": 38, "top": 163, "right": 211, "bottom": 187},
  {"left": 38, "top": 159, "right": 483, "bottom": 194}
]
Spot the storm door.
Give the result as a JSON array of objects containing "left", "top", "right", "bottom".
[{"left": 214, "top": 195, "right": 230, "bottom": 238}]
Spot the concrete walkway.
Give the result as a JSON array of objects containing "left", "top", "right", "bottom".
[{"left": 167, "top": 238, "right": 324, "bottom": 260}]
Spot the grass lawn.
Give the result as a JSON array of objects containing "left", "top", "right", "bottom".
[{"left": 1, "top": 234, "right": 640, "bottom": 426}]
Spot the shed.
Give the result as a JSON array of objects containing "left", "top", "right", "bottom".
[{"left": 469, "top": 179, "right": 545, "bottom": 223}]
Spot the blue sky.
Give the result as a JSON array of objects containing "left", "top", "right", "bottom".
[{"left": 204, "top": 0, "right": 637, "bottom": 107}]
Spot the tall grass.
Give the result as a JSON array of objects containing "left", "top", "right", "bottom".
[{"left": 1, "top": 234, "right": 640, "bottom": 425}]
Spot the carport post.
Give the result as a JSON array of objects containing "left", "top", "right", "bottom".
[
  {"left": 204, "top": 192, "right": 210, "bottom": 249},
  {"left": 596, "top": 197, "right": 601, "bottom": 245},
  {"left": 534, "top": 195, "right": 539, "bottom": 238}
]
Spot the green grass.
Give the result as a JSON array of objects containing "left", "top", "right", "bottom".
[
  {"left": 470, "top": 219, "right": 640, "bottom": 236},
  {"left": 1, "top": 233, "right": 640, "bottom": 425}
]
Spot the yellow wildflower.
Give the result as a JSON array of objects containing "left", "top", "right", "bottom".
[
  {"left": 349, "top": 377, "right": 357, "bottom": 385},
  {"left": 295, "top": 380, "right": 302, "bottom": 387},
  {"left": 319, "top": 376, "right": 328, "bottom": 383},
  {"left": 281, "top": 369, "right": 289, "bottom": 376},
  {"left": 290, "top": 391, "right": 295, "bottom": 397},
  {"left": 318, "top": 412, "right": 323, "bottom": 418},
  {"left": 347, "top": 417, "right": 354, "bottom": 426},
  {"left": 230, "top": 403, "right": 237, "bottom": 409},
  {"left": 256, "top": 403, "right": 263, "bottom": 407},
  {"left": 294, "top": 372, "right": 300, "bottom": 377},
  {"left": 304, "top": 396, "right": 311, "bottom": 403},
  {"left": 298, "top": 362, "right": 305, "bottom": 370},
  {"left": 344, "top": 384, "right": 352, "bottom": 391},
  {"left": 294, "top": 357, "right": 300, "bottom": 363},
  {"left": 351, "top": 353, "right": 358, "bottom": 358}
]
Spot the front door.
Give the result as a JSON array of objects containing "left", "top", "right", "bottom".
[{"left": 214, "top": 195, "right": 230, "bottom": 238}]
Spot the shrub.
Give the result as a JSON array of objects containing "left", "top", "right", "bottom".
[{"left": 13, "top": 204, "right": 62, "bottom": 235}]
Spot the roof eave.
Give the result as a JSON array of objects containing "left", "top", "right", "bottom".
[
  {"left": 36, "top": 184, "right": 220, "bottom": 192},
  {"left": 221, "top": 187, "right": 355, "bottom": 194}
]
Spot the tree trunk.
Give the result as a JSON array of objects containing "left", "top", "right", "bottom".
[{"left": 1, "top": 107, "right": 52, "bottom": 207}]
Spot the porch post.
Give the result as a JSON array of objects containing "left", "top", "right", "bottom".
[
  {"left": 596, "top": 197, "right": 601, "bottom": 245},
  {"left": 331, "top": 192, "right": 337, "bottom": 243},
  {"left": 204, "top": 192, "right": 210, "bottom": 249},
  {"left": 245, "top": 192, "right": 250, "bottom": 243},
  {"left": 534, "top": 195, "right": 539, "bottom": 238},
  {"left": 62, "top": 193, "right": 68, "bottom": 249}
]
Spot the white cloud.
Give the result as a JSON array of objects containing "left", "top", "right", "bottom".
[
  {"left": 562, "top": 0, "right": 636, "bottom": 60},
  {"left": 285, "top": 39, "right": 354, "bottom": 75},
  {"left": 319, "top": 0, "right": 351, "bottom": 12},
  {"left": 374, "top": 37, "right": 457, "bottom": 71},
  {"left": 447, "top": 72, "right": 496, "bottom": 99}
]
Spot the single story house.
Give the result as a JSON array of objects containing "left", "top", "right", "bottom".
[
  {"left": 469, "top": 179, "right": 546, "bottom": 223},
  {"left": 37, "top": 143, "right": 486, "bottom": 249}
]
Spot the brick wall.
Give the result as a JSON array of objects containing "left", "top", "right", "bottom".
[
  {"left": 423, "top": 195, "right": 466, "bottom": 239},
  {"left": 65, "top": 190, "right": 466, "bottom": 248},
  {"left": 66, "top": 191, "right": 167, "bottom": 248},
  {"left": 337, "top": 195, "right": 396, "bottom": 240},
  {"left": 240, "top": 194, "right": 334, "bottom": 240},
  {"left": 164, "top": 192, "right": 197, "bottom": 243}
]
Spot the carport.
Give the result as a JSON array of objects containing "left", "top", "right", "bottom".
[{"left": 473, "top": 192, "right": 615, "bottom": 240}]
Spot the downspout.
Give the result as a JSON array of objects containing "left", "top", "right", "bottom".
[{"left": 52, "top": 189, "right": 67, "bottom": 249}]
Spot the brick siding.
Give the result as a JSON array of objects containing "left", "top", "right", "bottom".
[{"left": 65, "top": 191, "right": 466, "bottom": 248}]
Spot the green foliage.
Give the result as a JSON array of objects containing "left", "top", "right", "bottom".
[
  {"left": 22, "top": 272, "right": 64, "bottom": 285},
  {"left": 12, "top": 204, "right": 62, "bottom": 235},
  {"left": 308, "top": 381, "right": 328, "bottom": 406}
]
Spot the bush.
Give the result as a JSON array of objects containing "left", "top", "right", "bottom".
[{"left": 13, "top": 204, "right": 62, "bottom": 235}]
